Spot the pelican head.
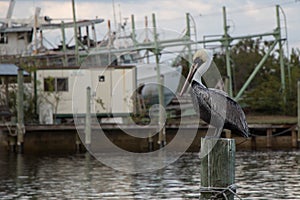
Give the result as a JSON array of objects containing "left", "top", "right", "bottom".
[{"left": 179, "top": 49, "right": 212, "bottom": 96}]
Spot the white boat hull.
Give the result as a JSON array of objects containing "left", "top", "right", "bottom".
[{"left": 137, "top": 63, "right": 182, "bottom": 106}]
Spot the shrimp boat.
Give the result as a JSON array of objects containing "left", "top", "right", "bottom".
[{"left": 0, "top": 1, "right": 185, "bottom": 119}]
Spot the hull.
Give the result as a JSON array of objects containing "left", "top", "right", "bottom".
[{"left": 137, "top": 63, "right": 182, "bottom": 106}]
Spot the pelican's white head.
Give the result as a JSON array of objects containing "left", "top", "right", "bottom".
[{"left": 179, "top": 49, "right": 213, "bottom": 96}]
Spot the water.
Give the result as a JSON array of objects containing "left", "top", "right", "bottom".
[{"left": 0, "top": 151, "right": 299, "bottom": 199}]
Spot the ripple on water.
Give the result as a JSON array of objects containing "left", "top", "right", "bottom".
[{"left": 0, "top": 151, "right": 299, "bottom": 199}]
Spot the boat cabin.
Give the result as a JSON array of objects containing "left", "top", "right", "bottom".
[{"left": 36, "top": 66, "right": 136, "bottom": 124}]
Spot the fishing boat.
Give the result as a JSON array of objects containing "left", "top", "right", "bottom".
[{"left": 0, "top": 1, "right": 185, "bottom": 119}]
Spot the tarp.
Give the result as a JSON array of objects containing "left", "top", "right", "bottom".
[{"left": 0, "top": 64, "right": 29, "bottom": 76}]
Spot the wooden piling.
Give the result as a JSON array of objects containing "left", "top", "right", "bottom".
[
  {"left": 158, "top": 75, "right": 166, "bottom": 148},
  {"left": 85, "top": 87, "right": 91, "bottom": 149},
  {"left": 200, "top": 138, "right": 235, "bottom": 200},
  {"left": 148, "top": 132, "right": 154, "bottom": 151},
  {"left": 266, "top": 128, "right": 273, "bottom": 148},
  {"left": 225, "top": 130, "right": 232, "bottom": 138},
  {"left": 298, "top": 80, "right": 300, "bottom": 145},
  {"left": 75, "top": 133, "right": 82, "bottom": 153},
  {"left": 17, "top": 68, "right": 25, "bottom": 153},
  {"left": 8, "top": 135, "right": 16, "bottom": 153},
  {"left": 292, "top": 129, "right": 298, "bottom": 148}
]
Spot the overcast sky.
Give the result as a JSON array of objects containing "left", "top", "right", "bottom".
[{"left": 0, "top": 0, "right": 299, "bottom": 53}]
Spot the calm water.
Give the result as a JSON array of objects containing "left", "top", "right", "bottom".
[{"left": 0, "top": 151, "right": 299, "bottom": 199}]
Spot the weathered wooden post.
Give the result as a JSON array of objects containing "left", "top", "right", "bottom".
[
  {"left": 148, "top": 132, "right": 154, "bottom": 151},
  {"left": 152, "top": 13, "right": 166, "bottom": 148},
  {"left": 297, "top": 80, "right": 300, "bottom": 146},
  {"left": 17, "top": 68, "right": 25, "bottom": 153},
  {"left": 85, "top": 87, "right": 91, "bottom": 149},
  {"left": 200, "top": 138, "right": 236, "bottom": 200},
  {"left": 158, "top": 75, "right": 166, "bottom": 148}
]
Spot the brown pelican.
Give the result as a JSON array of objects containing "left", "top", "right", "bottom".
[{"left": 180, "top": 49, "right": 249, "bottom": 137}]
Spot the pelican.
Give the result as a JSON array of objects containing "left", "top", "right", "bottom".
[{"left": 180, "top": 49, "right": 249, "bottom": 137}]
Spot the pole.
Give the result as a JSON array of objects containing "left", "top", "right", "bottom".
[
  {"left": 61, "top": 21, "right": 68, "bottom": 67},
  {"left": 131, "top": 14, "right": 137, "bottom": 47},
  {"left": 108, "top": 20, "right": 112, "bottom": 65},
  {"left": 200, "top": 138, "right": 236, "bottom": 200},
  {"left": 297, "top": 81, "right": 300, "bottom": 144},
  {"left": 72, "top": 0, "right": 79, "bottom": 65},
  {"left": 276, "top": 5, "right": 286, "bottom": 109},
  {"left": 91, "top": 24, "right": 97, "bottom": 45},
  {"left": 86, "top": 26, "right": 90, "bottom": 48},
  {"left": 33, "top": 71, "right": 37, "bottom": 117},
  {"left": 85, "top": 87, "right": 91, "bottom": 149},
  {"left": 158, "top": 75, "right": 166, "bottom": 148},
  {"left": 235, "top": 41, "right": 278, "bottom": 101},
  {"left": 33, "top": 7, "right": 40, "bottom": 54},
  {"left": 112, "top": 0, "right": 117, "bottom": 30},
  {"left": 17, "top": 68, "right": 25, "bottom": 153},
  {"left": 152, "top": 13, "right": 166, "bottom": 148},
  {"left": 145, "top": 16, "right": 150, "bottom": 64},
  {"left": 223, "top": 6, "right": 233, "bottom": 97},
  {"left": 186, "top": 13, "right": 192, "bottom": 67}
]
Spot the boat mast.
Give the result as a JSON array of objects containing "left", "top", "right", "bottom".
[
  {"left": 72, "top": 0, "right": 79, "bottom": 65},
  {"left": 6, "top": 0, "right": 16, "bottom": 27},
  {"left": 112, "top": 0, "right": 117, "bottom": 31}
]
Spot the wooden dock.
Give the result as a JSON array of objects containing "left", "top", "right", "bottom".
[{"left": 0, "top": 117, "right": 298, "bottom": 153}]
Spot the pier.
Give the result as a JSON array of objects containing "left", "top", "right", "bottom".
[{"left": 0, "top": 118, "right": 298, "bottom": 153}]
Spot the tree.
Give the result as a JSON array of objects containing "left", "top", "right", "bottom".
[{"left": 213, "top": 39, "right": 300, "bottom": 115}]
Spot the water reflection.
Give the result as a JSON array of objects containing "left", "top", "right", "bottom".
[
  {"left": 236, "top": 151, "right": 300, "bottom": 199},
  {"left": 0, "top": 151, "right": 299, "bottom": 199}
]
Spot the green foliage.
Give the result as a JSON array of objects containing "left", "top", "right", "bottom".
[
  {"left": 243, "top": 75, "right": 283, "bottom": 114},
  {"left": 214, "top": 39, "right": 300, "bottom": 115},
  {"left": 0, "top": 84, "right": 37, "bottom": 123},
  {"left": 285, "top": 49, "right": 300, "bottom": 115}
]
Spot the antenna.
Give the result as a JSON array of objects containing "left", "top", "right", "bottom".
[
  {"left": 6, "top": 0, "right": 16, "bottom": 27},
  {"left": 118, "top": 3, "right": 122, "bottom": 32},
  {"left": 112, "top": 0, "right": 117, "bottom": 30}
]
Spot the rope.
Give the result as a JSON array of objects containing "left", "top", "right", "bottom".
[
  {"left": 250, "top": 124, "right": 297, "bottom": 137},
  {"left": 5, "top": 122, "right": 17, "bottom": 137},
  {"left": 200, "top": 184, "right": 243, "bottom": 200},
  {"left": 236, "top": 138, "right": 249, "bottom": 146}
]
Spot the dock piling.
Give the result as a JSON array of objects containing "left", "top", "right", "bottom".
[
  {"left": 266, "top": 128, "right": 273, "bottom": 148},
  {"left": 200, "top": 138, "right": 236, "bottom": 200},
  {"left": 85, "top": 87, "right": 91, "bottom": 149},
  {"left": 152, "top": 13, "right": 166, "bottom": 148},
  {"left": 297, "top": 80, "right": 300, "bottom": 146},
  {"left": 17, "top": 68, "right": 25, "bottom": 153},
  {"left": 148, "top": 132, "right": 154, "bottom": 151}
]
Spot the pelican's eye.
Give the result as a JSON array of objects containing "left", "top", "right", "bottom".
[{"left": 193, "top": 57, "right": 203, "bottom": 66}]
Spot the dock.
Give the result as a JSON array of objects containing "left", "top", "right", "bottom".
[{"left": 0, "top": 117, "right": 298, "bottom": 153}]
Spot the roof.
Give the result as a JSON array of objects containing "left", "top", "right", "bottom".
[
  {"left": 40, "top": 18, "right": 104, "bottom": 30},
  {"left": 0, "top": 64, "right": 29, "bottom": 76},
  {"left": 0, "top": 19, "right": 104, "bottom": 32},
  {"left": 0, "top": 26, "right": 32, "bottom": 33}
]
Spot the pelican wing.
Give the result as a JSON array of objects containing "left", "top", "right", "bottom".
[
  {"left": 207, "top": 89, "right": 228, "bottom": 124},
  {"left": 209, "top": 88, "right": 230, "bottom": 98},
  {"left": 225, "top": 97, "right": 249, "bottom": 136},
  {"left": 192, "top": 82, "right": 249, "bottom": 137},
  {"left": 191, "top": 83, "right": 227, "bottom": 125}
]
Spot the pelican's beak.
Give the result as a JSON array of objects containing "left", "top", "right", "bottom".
[{"left": 179, "top": 60, "right": 200, "bottom": 96}]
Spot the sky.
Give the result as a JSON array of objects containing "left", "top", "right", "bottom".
[{"left": 0, "top": 0, "right": 299, "bottom": 53}]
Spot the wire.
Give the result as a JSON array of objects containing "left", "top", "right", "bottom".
[
  {"left": 199, "top": 0, "right": 299, "bottom": 17},
  {"left": 250, "top": 124, "right": 297, "bottom": 137}
]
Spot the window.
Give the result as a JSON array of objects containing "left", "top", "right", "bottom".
[
  {"left": 99, "top": 75, "right": 105, "bottom": 82},
  {"left": 44, "top": 77, "right": 55, "bottom": 92},
  {"left": 56, "top": 78, "right": 68, "bottom": 91},
  {"left": 44, "top": 77, "right": 68, "bottom": 92},
  {"left": 0, "top": 33, "right": 8, "bottom": 44},
  {"left": 17, "top": 33, "right": 25, "bottom": 40}
]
